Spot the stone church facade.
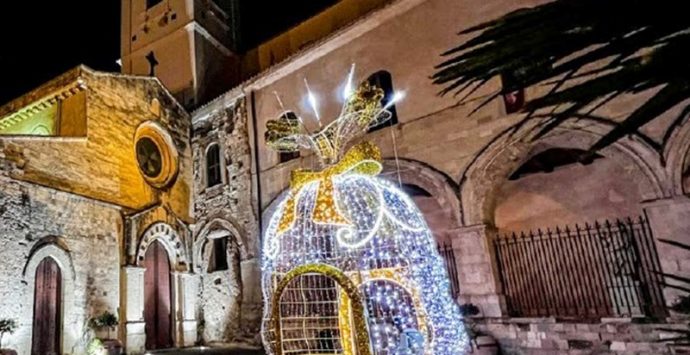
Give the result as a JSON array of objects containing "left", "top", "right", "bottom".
[{"left": 2, "top": 0, "right": 690, "bottom": 354}]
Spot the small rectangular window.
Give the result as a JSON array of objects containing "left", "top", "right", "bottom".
[
  {"left": 279, "top": 151, "right": 300, "bottom": 163},
  {"left": 147, "top": 0, "right": 163, "bottom": 9},
  {"left": 206, "top": 144, "right": 222, "bottom": 188},
  {"left": 367, "top": 71, "right": 399, "bottom": 133},
  {"left": 208, "top": 238, "right": 229, "bottom": 273}
]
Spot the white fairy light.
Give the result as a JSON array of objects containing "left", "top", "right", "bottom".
[
  {"left": 261, "top": 68, "right": 467, "bottom": 355},
  {"left": 304, "top": 78, "right": 322, "bottom": 127},
  {"left": 342, "top": 63, "right": 356, "bottom": 100},
  {"left": 384, "top": 91, "right": 406, "bottom": 111},
  {"left": 261, "top": 174, "right": 468, "bottom": 355}
]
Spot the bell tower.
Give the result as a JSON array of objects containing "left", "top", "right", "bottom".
[{"left": 120, "top": 0, "right": 242, "bottom": 108}]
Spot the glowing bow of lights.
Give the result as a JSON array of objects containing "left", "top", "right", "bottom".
[
  {"left": 261, "top": 65, "right": 468, "bottom": 355},
  {"left": 265, "top": 64, "right": 404, "bottom": 166}
]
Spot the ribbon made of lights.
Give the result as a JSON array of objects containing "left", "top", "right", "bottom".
[{"left": 277, "top": 141, "right": 383, "bottom": 234}]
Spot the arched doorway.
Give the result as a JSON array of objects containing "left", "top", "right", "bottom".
[
  {"left": 32, "top": 257, "right": 62, "bottom": 355},
  {"left": 144, "top": 240, "right": 173, "bottom": 350}
]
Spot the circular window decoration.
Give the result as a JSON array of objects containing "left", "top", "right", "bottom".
[
  {"left": 134, "top": 121, "right": 179, "bottom": 188},
  {"left": 136, "top": 137, "right": 163, "bottom": 178}
]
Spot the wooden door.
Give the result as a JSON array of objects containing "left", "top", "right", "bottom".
[
  {"left": 144, "top": 240, "right": 173, "bottom": 350},
  {"left": 32, "top": 257, "right": 62, "bottom": 355}
]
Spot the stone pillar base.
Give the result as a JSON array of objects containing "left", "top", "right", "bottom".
[
  {"left": 458, "top": 294, "right": 506, "bottom": 318},
  {"left": 181, "top": 320, "right": 198, "bottom": 347},
  {"left": 452, "top": 224, "right": 507, "bottom": 317},
  {"left": 125, "top": 321, "right": 146, "bottom": 355}
]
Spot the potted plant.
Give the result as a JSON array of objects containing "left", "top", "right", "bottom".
[
  {"left": 459, "top": 303, "right": 499, "bottom": 354},
  {"left": 88, "top": 311, "right": 122, "bottom": 355},
  {"left": 86, "top": 338, "right": 107, "bottom": 355},
  {"left": 0, "top": 318, "right": 18, "bottom": 355}
]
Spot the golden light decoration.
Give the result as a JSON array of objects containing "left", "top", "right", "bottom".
[
  {"left": 261, "top": 65, "right": 467, "bottom": 355},
  {"left": 277, "top": 141, "right": 382, "bottom": 234}
]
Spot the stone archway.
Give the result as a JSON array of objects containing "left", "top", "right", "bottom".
[
  {"left": 194, "top": 218, "right": 245, "bottom": 343},
  {"left": 451, "top": 119, "right": 669, "bottom": 317},
  {"left": 23, "top": 240, "right": 77, "bottom": 355},
  {"left": 136, "top": 222, "right": 189, "bottom": 272},
  {"left": 126, "top": 222, "right": 194, "bottom": 353},
  {"left": 664, "top": 117, "right": 690, "bottom": 196},
  {"left": 194, "top": 218, "right": 247, "bottom": 270},
  {"left": 459, "top": 119, "right": 668, "bottom": 228}
]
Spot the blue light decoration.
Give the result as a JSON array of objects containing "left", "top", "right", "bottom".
[{"left": 260, "top": 65, "right": 468, "bottom": 355}]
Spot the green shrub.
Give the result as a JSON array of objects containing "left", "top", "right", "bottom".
[{"left": 0, "top": 319, "right": 18, "bottom": 349}]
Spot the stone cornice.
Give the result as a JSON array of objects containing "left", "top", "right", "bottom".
[
  {"left": 193, "top": 0, "right": 421, "bottom": 115},
  {"left": 0, "top": 70, "right": 87, "bottom": 132}
]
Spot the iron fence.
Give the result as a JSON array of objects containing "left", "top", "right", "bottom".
[
  {"left": 438, "top": 242, "right": 460, "bottom": 299},
  {"left": 494, "top": 215, "right": 666, "bottom": 319}
]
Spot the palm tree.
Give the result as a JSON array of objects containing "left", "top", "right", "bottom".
[{"left": 432, "top": 0, "right": 690, "bottom": 153}]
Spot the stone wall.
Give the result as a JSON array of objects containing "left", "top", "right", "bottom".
[
  {"left": 0, "top": 67, "right": 197, "bottom": 354},
  {"left": 191, "top": 94, "right": 262, "bottom": 345},
  {"left": 476, "top": 318, "right": 689, "bottom": 354},
  {"left": 0, "top": 173, "right": 121, "bottom": 355},
  {"left": 190, "top": 0, "right": 690, "bottom": 353},
  {"left": 0, "top": 67, "right": 193, "bottom": 219}
]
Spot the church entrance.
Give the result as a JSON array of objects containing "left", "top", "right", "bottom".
[
  {"left": 144, "top": 240, "right": 173, "bottom": 350},
  {"left": 31, "top": 257, "right": 62, "bottom": 355}
]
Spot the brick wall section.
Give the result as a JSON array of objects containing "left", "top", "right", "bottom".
[
  {"left": 476, "top": 319, "right": 689, "bottom": 354},
  {"left": 644, "top": 198, "right": 690, "bottom": 308}
]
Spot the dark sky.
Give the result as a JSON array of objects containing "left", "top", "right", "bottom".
[{"left": 0, "top": 1, "right": 337, "bottom": 106}]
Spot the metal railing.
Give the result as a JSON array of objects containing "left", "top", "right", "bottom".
[
  {"left": 494, "top": 215, "right": 666, "bottom": 319},
  {"left": 438, "top": 242, "right": 460, "bottom": 299}
]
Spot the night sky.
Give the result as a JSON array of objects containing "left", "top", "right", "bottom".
[{"left": 0, "top": 0, "right": 337, "bottom": 106}]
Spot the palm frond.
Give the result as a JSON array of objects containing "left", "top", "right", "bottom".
[{"left": 434, "top": 0, "right": 690, "bottom": 151}]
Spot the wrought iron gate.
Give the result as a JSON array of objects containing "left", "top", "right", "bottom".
[
  {"left": 438, "top": 242, "right": 460, "bottom": 299},
  {"left": 494, "top": 215, "right": 666, "bottom": 318}
]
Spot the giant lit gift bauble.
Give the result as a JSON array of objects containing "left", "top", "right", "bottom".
[{"left": 261, "top": 66, "right": 467, "bottom": 355}]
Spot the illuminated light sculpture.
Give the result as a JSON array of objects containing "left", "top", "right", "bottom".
[{"left": 262, "top": 66, "right": 468, "bottom": 355}]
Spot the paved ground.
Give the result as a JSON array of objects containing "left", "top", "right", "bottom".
[{"left": 146, "top": 347, "right": 265, "bottom": 354}]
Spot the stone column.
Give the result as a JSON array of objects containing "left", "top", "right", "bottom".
[
  {"left": 122, "top": 266, "right": 146, "bottom": 354},
  {"left": 173, "top": 272, "right": 199, "bottom": 347},
  {"left": 452, "top": 224, "right": 506, "bottom": 317},
  {"left": 643, "top": 197, "right": 690, "bottom": 309},
  {"left": 240, "top": 257, "right": 263, "bottom": 343}
]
